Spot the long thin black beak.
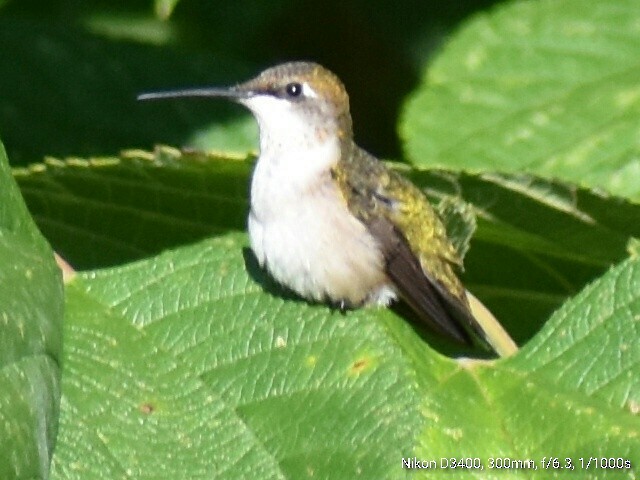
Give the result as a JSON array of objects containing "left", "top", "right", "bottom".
[{"left": 137, "top": 87, "right": 250, "bottom": 101}]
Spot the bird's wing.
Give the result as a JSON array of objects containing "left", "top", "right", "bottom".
[
  {"left": 333, "top": 147, "right": 486, "bottom": 346},
  {"left": 366, "top": 216, "right": 472, "bottom": 343}
]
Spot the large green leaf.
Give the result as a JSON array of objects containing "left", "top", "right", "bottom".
[
  {"left": 14, "top": 148, "right": 251, "bottom": 269},
  {"left": 401, "top": 0, "right": 640, "bottom": 199},
  {"left": 509, "top": 259, "right": 640, "bottom": 410},
  {"left": 415, "top": 258, "right": 639, "bottom": 478},
  {"left": 51, "top": 234, "right": 421, "bottom": 479},
  {"left": 0, "top": 140, "right": 63, "bottom": 479},
  {"left": 49, "top": 232, "right": 639, "bottom": 479}
]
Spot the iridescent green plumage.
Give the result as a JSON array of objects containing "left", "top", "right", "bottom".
[{"left": 336, "top": 144, "right": 464, "bottom": 294}]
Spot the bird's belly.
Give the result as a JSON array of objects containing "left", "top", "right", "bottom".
[{"left": 248, "top": 180, "right": 395, "bottom": 306}]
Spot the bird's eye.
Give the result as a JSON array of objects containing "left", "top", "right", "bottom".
[{"left": 285, "top": 82, "right": 303, "bottom": 97}]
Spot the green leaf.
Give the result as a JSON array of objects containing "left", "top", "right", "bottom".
[
  {"left": 14, "top": 147, "right": 251, "bottom": 269},
  {"left": 51, "top": 234, "right": 422, "bottom": 479},
  {"left": 401, "top": 0, "right": 640, "bottom": 200},
  {"left": 509, "top": 258, "right": 640, "bottom": 410},
  {"left": 0, "top": 140, "right": 63, "bottom": 479},
  {"left": 50, "top": 233, "right": 639, "bottom": 479}
]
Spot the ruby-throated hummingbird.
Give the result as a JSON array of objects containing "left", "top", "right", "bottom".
[{"left": 139, "top": 62, "right": 517, "bottom": 357}]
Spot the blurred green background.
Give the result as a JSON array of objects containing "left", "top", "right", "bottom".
[{"left": 0, "top": 0, "right": 501, "bottom": 165}]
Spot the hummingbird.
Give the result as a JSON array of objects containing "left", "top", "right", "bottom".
[{"left": 139, "top": 62, "right": 516, "bottom": 357}]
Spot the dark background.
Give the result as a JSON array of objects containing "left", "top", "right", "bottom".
[{"left": 0, "top": 0, "right": 502, "bottom": 165}]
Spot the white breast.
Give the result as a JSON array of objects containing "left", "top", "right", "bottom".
[{"left": 244, "top": 96, "right": 396, "bottom": 306}]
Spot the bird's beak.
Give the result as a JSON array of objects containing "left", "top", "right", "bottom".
[{"left": 137, "top": 87, "right": 252, "bottom": 102}]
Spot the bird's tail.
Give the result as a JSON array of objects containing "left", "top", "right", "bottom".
[{"left": 465, "top": 290, "right": 518, "bottom": 358}]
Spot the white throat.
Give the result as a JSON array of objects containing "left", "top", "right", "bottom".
[{"left": 242, "top": 95, "right": 340, "bottom": 217}]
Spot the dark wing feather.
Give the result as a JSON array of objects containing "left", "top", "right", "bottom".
[{"left": 367, "top": 217, "right": 472, "bottom": 344}]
